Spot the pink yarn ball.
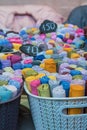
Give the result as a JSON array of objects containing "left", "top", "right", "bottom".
[
  {"left": 76, "top": 28, "right": 84, "bottom": 36},
  {"left": 24, "top": 59, "right": 33, "bottom": 64},
  {"left": 40, "top": 34, "right": 46, "bottom": 40},
  {"left": 76, "top": 28, "right": 84, "bottom": 33},
  {"left": 30, "top": 79, "right": 41, "bottom": 95},
  {"left": 67, "top": 39, "right": 73, "bottom": 44},
  {"left": 51, "top": 33, "right": 56, "bottom": 40}
]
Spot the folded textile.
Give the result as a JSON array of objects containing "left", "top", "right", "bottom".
[
  {"left": 0, "top": 86, "right": 12, "bottom": 102},
  {"left": 37, "top": 84, "right": 50, "bottom": 97}
]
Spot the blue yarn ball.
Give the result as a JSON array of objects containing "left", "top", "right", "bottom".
[
  {"left": 60, "top": 80, "right": 70, "bottom": 97},
  {"left": 34, "top": 55, "right": 45, "bottom": 61},
  {"left": 12, "top": 63, "right": 22, "bottom": 70},
  {"left": 0, "top": 87, "right": 12, "bottom": 102},
  {"left": 57, "top": 34, "right": 64, "bottom": 39},
  {"left": 22, "top": 64, "right": 32, "bottom": 69},
  {"left": 70, "top": 70, "right": 81, "bottom": 76},
  {"left": 40, "top": 76, "right": 49, "bottom": 84}
]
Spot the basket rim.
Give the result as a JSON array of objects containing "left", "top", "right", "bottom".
[
  {"left": 0, "top": 85, "right": 23, "bottom": 105},
  {"left": 24, "top": 83, "right": 87, "bottom": 101}
]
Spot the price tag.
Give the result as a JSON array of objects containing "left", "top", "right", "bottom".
[
  {"left": 39, "top": 20, "right": 57, "bottom": 33},
  {"left": 0, "top": 46, "right": 13, "bottom": 53},
  {"left": 20, "top": 44, "right": 41, "bottom": 56}
]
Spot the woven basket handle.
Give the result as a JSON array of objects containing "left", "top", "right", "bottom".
[{"left": 59, "top": 103, "right": 87, "bottom": 117}]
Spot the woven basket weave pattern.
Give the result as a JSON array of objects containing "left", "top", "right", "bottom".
[{"left": 24, "top": 84, "right": 87, "bottom": 130}]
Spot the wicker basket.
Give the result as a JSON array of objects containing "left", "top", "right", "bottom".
[
  {"left": 24, "top": 84, "right": 87, "bottom": 130},
  {"left": 0, "top": 86, "right": 23, "bottom": 130}
]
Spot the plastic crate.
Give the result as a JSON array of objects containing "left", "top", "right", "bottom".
[
  {"left": 0, "top": 86, "right": 23, "bottom": 130},
  {"left": 24, "top": 84, "right": 87, "bottom": 130}
]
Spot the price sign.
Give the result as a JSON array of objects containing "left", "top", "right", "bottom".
[
  {"left": 0, "top": 46, "right": 13, "bottom": 53},
  {"left": 39, "top": 20, "right": 57, "bottom": 33},
  {"left": 20, "top": 44, "right": 41, "bottom": 56}
]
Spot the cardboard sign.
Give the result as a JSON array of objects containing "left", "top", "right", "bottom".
[
  {"left": 20, "top": 44, "right": 41, "bottom": 56},
  {"left": 39, "top": 20, "right": 57, "bottom": 33}
]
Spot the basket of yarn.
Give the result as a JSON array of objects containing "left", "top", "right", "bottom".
[
  {"left": 0, "top": 85, "right": 23, "bottom": 130},
  {"left": 23, "top": 21, "right": 87, "bottom": 130},
  {"left": 0, "top": 29, "right": 24, "bottom": 130},
  {"left": 24, "top": 84, "right": 87, "bottom": 130},
  {"left": 0, "top": 67, "right": 23, "bottom": 130}
]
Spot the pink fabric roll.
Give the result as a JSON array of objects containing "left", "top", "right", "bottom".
[
  {"left": 30, "top": 79, "right": 41, "bottom": 95},
  {"left": 24, "top": 59, "right": 33, "bottom": 64},
  {"left": 8, "top": 38, "right": 22, "bottom": 44},
  {"left": 7, "top": 55, "right": 22, "bottom": 64}
]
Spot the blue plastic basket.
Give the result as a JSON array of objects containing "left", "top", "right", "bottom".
[{"left": 24, "top": 84, "right": 87, "bottom": 130}]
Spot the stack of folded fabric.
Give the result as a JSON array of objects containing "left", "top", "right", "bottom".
[
  {"left": 0, "top": 70, "right": 23, "bottom": 103},
  {"left": 0, "top": 21, "right": 87, "bottom": 106}
]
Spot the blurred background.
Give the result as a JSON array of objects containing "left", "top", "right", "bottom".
[
  {"left": 0, "top": 0, "right": 87, "bottom": 21},
  {"left": 0, "top": 0, "right": 86, "bottom": 31}
]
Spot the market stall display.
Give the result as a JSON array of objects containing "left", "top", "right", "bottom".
[{"left": 0, "top": 20, "right": 87, "bottom": 130}]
